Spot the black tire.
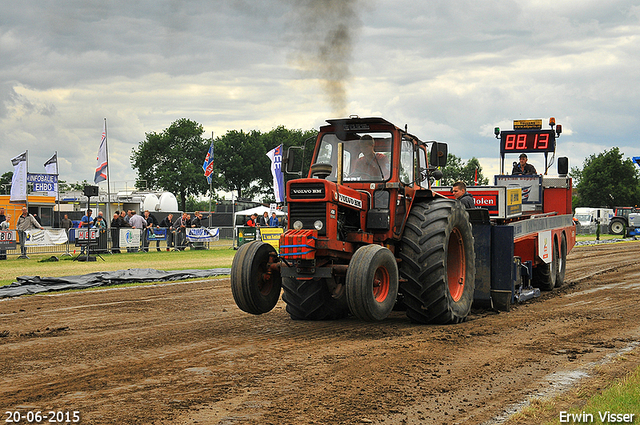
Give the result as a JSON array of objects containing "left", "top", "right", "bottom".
[
  {"left": 399, "top": 198, "right": 476, "bottom": 324},
  {"left": 555, "top": 233, "right": 567, "bottom": 287},
  {"left": 345, "top": 245, "right": 399, "bottom": 322},
  {"left": 231, "top": 241, "right": 281, "bottom": 314},
  {"left": 610, "top": 219, "right": 625, "bottom": 235},
  {"left": 281, "top": 277, "right": 350, "bottom": 320},
  {"left": 532, "top": 242, "right": 557, "bottom": 291}
]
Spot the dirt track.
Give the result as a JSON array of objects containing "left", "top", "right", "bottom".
[{"left": 2, "top": 241, "right": 640, "bottom": 425}]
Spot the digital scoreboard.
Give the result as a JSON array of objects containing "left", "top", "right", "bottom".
[{"left": 499, "top": 129, "right": 556, "bottom": 154}]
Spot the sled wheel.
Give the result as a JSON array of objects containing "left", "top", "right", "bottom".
[
  {"left": 281, "top": 277, "right": 350, "bottom": 320},
  {"left": 555, "top": 233, "right": 567, "bottom": 287},
  {"left": 532, "top": 240, "right": 557, "bottom": 291},
  {"left": 231, "top": 241, "right": 281, "bottom": 314},
  {"left": 345, "top": 245, "right": 399, "bottom": 322},
  {"left": 399, "top": 198, "right": 476, "bottom": 324}
]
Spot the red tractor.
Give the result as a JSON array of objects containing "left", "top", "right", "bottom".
[{"left": 231, "top": 116, "right": 574, "bottom": 323}]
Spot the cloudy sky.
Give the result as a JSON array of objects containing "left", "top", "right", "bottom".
[{"left": 2, "top": 0, "right": 640, "bottom": 194}]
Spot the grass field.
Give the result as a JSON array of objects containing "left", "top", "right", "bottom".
[{"left": 0, "top": 247, "right": 237, "bottom": 287}]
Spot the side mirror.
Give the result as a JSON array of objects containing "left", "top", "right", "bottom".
[
  {"left": 285, "top": 146, "right": 304, "bottom": 175},
  {"left": 429, "top": 142, "right": 448, "bottom": 168},
  {"left": 558, "top": 157, "right": 568, "bottom": 177}
]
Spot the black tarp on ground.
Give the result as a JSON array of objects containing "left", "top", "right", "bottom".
[{"left": 0, "top": 268, "right": 231, "bottom": 298}]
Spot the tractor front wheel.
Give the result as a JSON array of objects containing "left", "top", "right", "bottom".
[
  {"left": 231, "top": 241, "right": 281, "bottom": 314},
  {"left": 345, "top": 245, "right": 399, "bottom": 322}
]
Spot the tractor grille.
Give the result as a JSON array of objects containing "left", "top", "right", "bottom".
[
  {"left": 289, "top": 202, "right": 327, "bottom": 236},
  {"left": 289, "top": 183, "right": 326, "bottom": 200}
]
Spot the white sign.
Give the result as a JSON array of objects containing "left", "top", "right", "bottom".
[
  {"left": 537, "top": 230, "right": 552, "bottom": 263},
  {"left": 119, "top": 228, "right": 142, "bottom": 248}
]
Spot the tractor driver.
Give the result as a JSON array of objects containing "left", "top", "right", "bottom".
[{"left": 352, "top": 135, "right": 389, "bottom": 180}]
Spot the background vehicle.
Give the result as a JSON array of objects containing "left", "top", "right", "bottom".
[
  {"left": 609, "top": 207, "right": 640, "bottom": 236},
  {"left": 231, "top": 116, "right": 575, "bottom": 323},
  {"left": 573, "top": 207, "right": 614, "bottom": 234}
]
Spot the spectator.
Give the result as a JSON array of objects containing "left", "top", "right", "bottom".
[
  {"left": 174, "top": 212, "right": 190, "bottom": 250},
  {"left": 159, "top": 213, "right": 174, "bottom": 251},
  {"left": 246, "top": 213, "right": 257, "bottom": 227},
  {"left": 94, "top": 215, "right": 107, "bottom": 230},
  {"left": 80, "top": 209, "right": 94, "bottom": 229},
  {"left": 268, "top": 212, "right": 279, "bottom": 227},
  {"left": 452, "top": 181, "right": 475, "bottom": 209},
  {"left": 143, "top": 210, "right": 160, "bottom": 252},
  {"left": 33, "top": 213, "right": 42, "bottom": 225},
  {"left": 17, "top": 207, "right": 44, "bottom": 259},
  {"left": 61, "top": 214, "right": 73, "bottom": 233},
  {"left": 111, "top": 211, "right": 121, "bottom": 254},
  {"left": 191, "top": 211, "right": 203, "bottom": 228},
  {"left": 127, "top": 211, "right": 146, "bottom": 252},
  {"left": 259, "top": 211, "right": 269, "bottom": 227},
  {"left": 0, "top": 214, "right": 11, "bottom": 260}
]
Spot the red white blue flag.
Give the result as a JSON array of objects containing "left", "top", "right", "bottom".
[
  {"left": 266, "top": 144, "right": 284, "bottom": 203},
  {"left": 94, "top": 121, "right": 108, "bottom": 184},
  {"left": 202, "top": 141, "right": 214, "bottom": 184}
]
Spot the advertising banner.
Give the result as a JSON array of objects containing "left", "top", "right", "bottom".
[
  {"left": 186, "top": 228, "right": 220, "bottom": 242},
  {"left": 120, "top": 228, "right": 141, "bottom": 248},
  {"left": 24, "top": 229, "right": 69, "bottom": 246},
  {"left": 260, "top": 227, "right": 284, "bottom": 251}
]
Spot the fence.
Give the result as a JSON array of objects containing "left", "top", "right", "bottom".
[{"left": 1, "top": 227, "right": 239, "bottom": 258}]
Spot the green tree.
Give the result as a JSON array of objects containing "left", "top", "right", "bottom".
[
  {"left": 440, "top": 154, "right": 489, "bottom": 186},
  {"left": 573, "top": 147, "right": 640, "bottom": 208},
  {"left": 131, "top": 118, "right": 210, "bottom": 211},
  {"left": 212, "top": 129, "right": 265, "bottom": 200},
  {"left": 0, "top": 171, "right": 12, "bottom": 194},
  {"left": 213, "top": 126, "right": 317, "bottom": 202}
]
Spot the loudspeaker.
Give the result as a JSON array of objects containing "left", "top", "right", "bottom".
[
  {"left": 83, "top": 185, "right": 99, "bottom": 197},
  {"left": 557, "top": 157, "right": 568, "bottom": 177}
]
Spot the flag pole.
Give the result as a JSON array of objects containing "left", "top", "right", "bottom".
[
  {"left": 25, "top": 150, "right": 29, "bottom": 211},
  {"left": 104, "top": 118, "right": 112, "bottom": 224},
  {"left": 55, "top": 151, "right": 60, "bottom": 225},
  {"left": 209, "top": 131, "right": 213, "bottom": 214}
]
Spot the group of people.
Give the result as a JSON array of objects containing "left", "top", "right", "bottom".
[
  {"left": 245, "top": 211, "right": 280, "bottom": 228},
  {"left": 109, "top": 210, "right": 206, "bottom": 253}
]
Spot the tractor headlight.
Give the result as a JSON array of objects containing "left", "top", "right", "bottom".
[
  {"left": 314, "top": 220, "right": 324, "bottom": 231},
  {"left": 293, "top": 220, "right": 303, "bottom": 230}
]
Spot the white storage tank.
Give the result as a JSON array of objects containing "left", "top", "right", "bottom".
[
  {"left": 158, "top": 192, "right": 179, "bottom": 212},
  {"left": 143, "top": 193, "right": 160, "bottom": 212}
]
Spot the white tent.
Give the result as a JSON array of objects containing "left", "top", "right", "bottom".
[{"left": 234, "top": 206, "right": 285, "bottom": 226}]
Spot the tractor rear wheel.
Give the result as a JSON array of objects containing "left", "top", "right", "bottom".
[
  {"left": 345, "top": 245, "right": 399, "bottom": 322},
  {"left": 231, "top": 241, "right": 281, "bottom": 314},
  {"left": 555, "top": 233, "right": 567, "bottom": 287},
  {"left": 399, "top": 198, "right": 476, "bottom": 324},
  {"left": 281, "top": 277, "right": 350, "bottom": 320},
  {"left": 610, "top": 219, "right": 625, "bottom": 235}
]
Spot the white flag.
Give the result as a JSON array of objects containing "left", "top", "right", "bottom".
[
  {"left": 94, "top": 121, "right": 107, "bottom": 184},
  {"left": 10, "top": 151, "right": 27, "bottom": 202},
  {"left": 44, "top": 153, "right": 58, "bottom": 199},
  {"left": 266, "top": 145, "right": 284, "bottom": 203}
]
